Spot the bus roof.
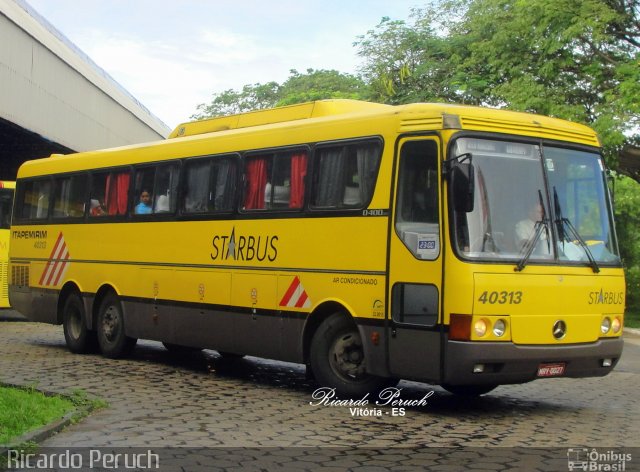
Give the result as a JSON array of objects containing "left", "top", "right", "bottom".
[
  {"left": 168, "top": 100, "right": 391, "bottom": 139},
  {"left": 16, "top": 100, "right": 601, "bottom": 178},
  {"left": 167, "top": 99, "right": 599, "bottom": 146}
]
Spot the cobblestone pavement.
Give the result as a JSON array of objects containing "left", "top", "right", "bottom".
[{"left": 1, "top": 319, "right": 639, "bottom": 471}]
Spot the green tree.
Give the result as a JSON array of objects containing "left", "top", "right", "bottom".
[
  {"left": 355, "top": 0, "right": 639, "bottom": 177},
  {"left": 192, "top": 82, "right": 281, "bottom": 119},
  {"left": 192, "top": 69, "right": 369, "bottom": 119},
  {"left": 613, "top": 175, "right": 640, "bottom": 314},
  {"left": 276, "top": 68, "right": 368, "bottom": 106}
]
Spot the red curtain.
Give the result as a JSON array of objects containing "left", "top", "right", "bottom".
[
  {"left": 105, "top": 172, "right": 130, "bottom": 215},
  {"left": 290, "top": 153, "right": 307, "bottom": 209},
  {"left": 244, "top": 158, "right": 267, "bottom": 209}
]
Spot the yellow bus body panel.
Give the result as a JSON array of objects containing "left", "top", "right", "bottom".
[
  {"left": 473, "top": 271, "right": 625, "bottom": 344},
  {"left": 1, "top": 181, "right": 15, "bottom": 309},
  {"left": 10, "top": 215, "right": 388, "bottom": 321}
]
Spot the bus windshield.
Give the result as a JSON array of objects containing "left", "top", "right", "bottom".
[{"left": 451, "top": 137, "right": 620, "bottom": 266}]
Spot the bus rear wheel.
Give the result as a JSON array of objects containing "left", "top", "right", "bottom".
[
  {"left": 310, "top": 313, "right": 392, "bottom": 398},
  {"left": 62, "top": 293, "right": 97, "bottom": 354},
  {"left": 97, "top": 293, "right": 137, "bottom": 358}
]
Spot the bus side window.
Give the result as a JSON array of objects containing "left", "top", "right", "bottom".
[
  {"left": 52, "top": 174, "right": 88, "bottom": 219},
  {"left": 183, "top": 159, "right": 211, "bottom": 213},
  {"left": 153, "top": 164, "right": 179, "bottom": 213},
  {"left": 395, "top": 140, "right": 439, "bottom": 260},
  {"left": 183, "top": 157, "right": 237, "bottom": 213},
  {"left": 211, "top": 158, "right": 237, "bottom": 211},
  {"left": 90, "top": 170, "right": 130, "bottom": 217},
  {"left": 312, "top": 140, "right": 381, "bottom": 209},
  {"left": 243, "top": 150, "right": 307, "bottom": 211},
  {"left": 18, "top": 179, "right": 51, "bottom": 220}
]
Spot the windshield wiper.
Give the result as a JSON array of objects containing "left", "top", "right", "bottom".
[
  {"left": 515, "top": 190, "right": 549, "bottom": 272},
  {"left": 515, "top": 220, "right": 548, "bottom": 272},
  {"left": 554, "top": 188, "right": 600, "bottom": 273}
]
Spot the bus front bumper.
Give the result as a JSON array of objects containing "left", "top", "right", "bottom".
[{"left": 443, "top": 336, "right": 624, "bottom": 386}]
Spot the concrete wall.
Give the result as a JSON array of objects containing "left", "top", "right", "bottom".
[{"left": 0, "top": 0, "right": 169, "bottom": 153}]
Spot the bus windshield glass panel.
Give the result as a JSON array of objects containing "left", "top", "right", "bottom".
[{"left": 451, "top": 137, "right": 620, "bottom": 266}]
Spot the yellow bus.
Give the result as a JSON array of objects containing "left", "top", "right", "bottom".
[
  {"left": 1, "top": 181, "right": 15, "bottom": 309},
  {"left": 8, "top": 100, "right": 625, "bottom": 396}
]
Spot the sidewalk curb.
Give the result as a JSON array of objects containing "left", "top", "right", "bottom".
[
  {"left": 0, "top": 383, "right": 99, "bottom": 455},
  {"left": 624, "top": 327, "right": 640, "bottom": 337}
]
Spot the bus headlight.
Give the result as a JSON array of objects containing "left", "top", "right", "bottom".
[
  {"left": 493, "top": 319, "right": 507, "bottom": 337},
  {"left": 474, "top": 319, "right": 488, "bottom": 337},
  {"left": 611, "top": 317, "right": 622, "bottom": 334},
  {"left": 601, "top": 317, "right": 611, "bottom": 334}
]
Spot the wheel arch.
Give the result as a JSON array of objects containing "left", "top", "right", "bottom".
[
  {"left": 57, "top": 281, "right": 82, "bottom": 325},
  {"left": 302, "top": 300, "right": 357, "bottom": 364}
]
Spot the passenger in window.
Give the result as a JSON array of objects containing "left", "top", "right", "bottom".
[
  {"left": 90, "top": 199, "right": 106, "bottom": 216},
  {"left": 135, "top": 190, "right": 152, "bottom": 214}
]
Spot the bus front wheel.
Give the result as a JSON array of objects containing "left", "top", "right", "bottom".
[
  {"left": 97, "top": 293, "right": 137, "bottom": 359},
  {"left": 62, "top": 293, "right": 97, "bottom": 354},
  {"left": 310, "top": 313, "right": 392, "bottom": 398}
]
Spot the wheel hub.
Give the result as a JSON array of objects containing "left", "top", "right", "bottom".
[
  {"left": 330, "top": 332, "right": 365, "bottom": 378},
  {"left": 102, "top": 306, "right": 119, "bottom": 341}
]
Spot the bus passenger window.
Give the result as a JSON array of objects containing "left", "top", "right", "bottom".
[
  {"left": 52, "top": 175, "right": 88, "bottom": 219},
  {"left": 211, "top": 159, "right": 237, "bottom": 211},
  {"left": 243, "top": 151, "right": 307, "bottom": 211},
  {"left": 184, "top": 159, "right": 211, "bottom": 213},
  {"left": 90, "top": 170, "right": 130, "bottom": 217},
  {"left": 18, "top": 180, "right": 51, "bottom": 220},
  {"left": 395, "top": 140, "right": 439, "bottom": 260},
  {"left": 183, "top": 157, "right": 237, "bottom": 213},
  {"left": 132, "top": 164, "right": 179, "bottom": 215},
  {"left": 312, "top": 140, "right": 381, "bottom": 209},
  {"left": 153, "top": 164, "right": 179, "bottom": 213}
]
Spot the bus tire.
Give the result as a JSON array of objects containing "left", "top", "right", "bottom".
[
  {"left": 441, "top": 384, "right": 497, "bottom": 396},
  {"left": 310, "top": 312, "right": 391, "bottom": 398},
  {"left": 97, "top": 293, "right": 137, "bottom": 359},
  {"left": 62, "top": 293, "right": 97, "bottom": 354}
]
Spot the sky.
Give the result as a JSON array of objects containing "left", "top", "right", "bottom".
[{"left": 25, "top": 0, "right": 421, "bottom": 130}]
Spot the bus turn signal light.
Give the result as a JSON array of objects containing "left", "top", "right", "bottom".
[{"left": 450, "top": 314, "right": 472, "bottom": 341}]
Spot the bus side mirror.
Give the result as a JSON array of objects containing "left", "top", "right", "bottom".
[{"left": 451, "top": 163, "right": 475, "bottom": 213}]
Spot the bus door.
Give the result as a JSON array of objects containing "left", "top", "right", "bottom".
[{"left": 387, "top": 138, "right": 442, "bottom": 381}]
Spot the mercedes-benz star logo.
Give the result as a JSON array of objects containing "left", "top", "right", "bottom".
[{"left": 553, "top": 320, "right": 567, "bottom": 340}]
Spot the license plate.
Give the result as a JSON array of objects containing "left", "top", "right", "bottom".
[{"left": 537, "top": 363, "right": 566, "bottom": 377}]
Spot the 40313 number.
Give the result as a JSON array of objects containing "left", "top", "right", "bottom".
[{"left": 477, "top": 290, "right": 523, "bottom": 305}]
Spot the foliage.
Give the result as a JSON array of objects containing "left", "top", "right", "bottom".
[
  {"left": 613, "top": 175, "right": 640, "bottom": 314},
  {"left": 354, "top": 13, "right": 461, "bottom": 104},
  {"left": 192, "top": 82, "right": 281, "bottom": 119},
  {"left": 355, "top": 0, "right": 640, "bottom": 177},
  {"left": 192, "top": 69, "right": 368, "bottom": 119}
]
